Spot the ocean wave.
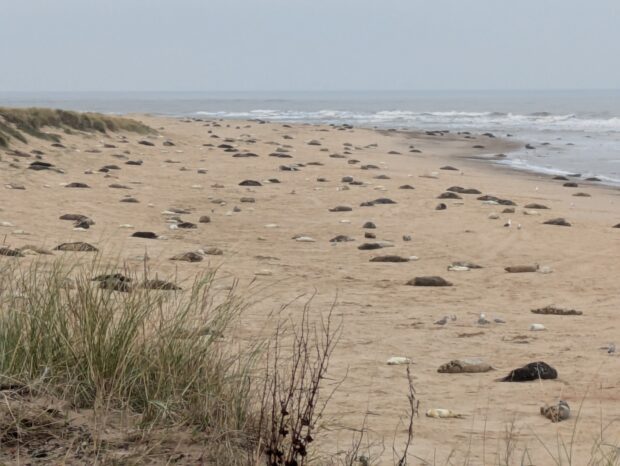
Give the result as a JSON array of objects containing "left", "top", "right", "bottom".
[{"left": 194, "top": 109, "right": 620, "bottom": 132}]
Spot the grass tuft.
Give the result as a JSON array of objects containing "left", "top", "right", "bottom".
[{"left": 0, "top": 258, "right": 260, "bottom": 462}]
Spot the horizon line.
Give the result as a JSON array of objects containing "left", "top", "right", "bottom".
[{"left": 1, "top": 88, "right": 620, "bottom": 94}]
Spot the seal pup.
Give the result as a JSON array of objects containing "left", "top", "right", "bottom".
[
  {"left": 498, "top": 361, "right": 557, "bottom": 382},
  {"left": 437, "top": 359, "right": 494, "bottom": 373},
  {"left": 426, "top": 409, "right": 465, "bottom": 419},
  {"left": 540, "top": 401, "right": 570, "bottom": 422}
]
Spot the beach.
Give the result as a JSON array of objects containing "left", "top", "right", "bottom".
[{"left": 1, "top": 115, "right": 619, "bottom": 464}]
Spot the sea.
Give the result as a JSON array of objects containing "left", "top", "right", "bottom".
[{"left": 1, "top": 90, "right": 619, "bottom": 185}]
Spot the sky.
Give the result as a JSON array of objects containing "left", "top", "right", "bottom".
[{"left": 1, "top": 0, "right": 619, "bottom": 92}]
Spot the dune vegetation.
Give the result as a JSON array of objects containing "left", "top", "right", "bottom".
[{"left": 0, "top": 107, "right": 153, "bottom": 147}]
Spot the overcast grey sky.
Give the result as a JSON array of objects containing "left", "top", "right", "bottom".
[{"left": 1, "top": 0, "right": 618, "bottom": 92}]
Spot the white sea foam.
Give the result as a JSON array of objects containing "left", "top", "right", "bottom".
[{"left": 195, "top": 109, "right": 620, "bottom": 133}]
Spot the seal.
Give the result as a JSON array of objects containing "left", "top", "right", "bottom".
[
  {"left": 54, "top": 242, "right": 98, "bottom": 252},
  {"left": 407, "top": 276, "right": 452, "bottom": 287},
  {"left": 540, "top": 400, "right": 570, "bottom": 422},
  {"left": 437, "top": 359, "right": 494, "bottom": 373},
  {"left": 498, "top": 361, "right": 557, "bottom": 382},
  {"left": 505, "top": 265, "right": 539, "bottom": 273},
  {"left": 426, "top": 409, "right": 465, "bottom": 419}
]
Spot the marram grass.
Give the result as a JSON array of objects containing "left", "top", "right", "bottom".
[{"left": 0, "top": 107, "right": 153, "bottom": 147}]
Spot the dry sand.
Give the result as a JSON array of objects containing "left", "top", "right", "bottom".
[{"left": 1, "top": 116, "right": 619, "bottom": 464}]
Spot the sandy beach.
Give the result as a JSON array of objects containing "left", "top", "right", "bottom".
[{"left": 1, "top": 115, "right": 619, "bottom": 464}]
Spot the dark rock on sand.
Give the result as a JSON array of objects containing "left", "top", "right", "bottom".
[
  {"left": 65, "top": 182, "right": 90, "bottom": 188},
  {"left": 499, "top": 362, "right": 557, "bottom": 382},
  {"left": 138, "top": 140, "right": 155, "bottom": 146},
  {"left": 553, "top": 176, "right": 569, "bottom": 181},
  {"left": 573, "top": 192, "right": 591, "bottom": 197},
  {"left": 177, "top": 222, "right": 197, "bottom": 229},
  {"left": 363, "top": 221, "right": 376, "bottom": 229},
  {"left": 240, "top": 197, "right": 255, "bottom": 203},
  {"left": 132, "top": 231, "right": 158, "bottom": 239},
  {"left": 199, "top": 216, "right": 211, "bottom": 223},
  {"left": 360, "top": 201, "right": 375, "bottom": 207},
  {"left": 239, "top": 180, "right": 262, "bottom": 186},
  {"left": 171, "top": 252, "right": 203, "bottom": 262},
  {"left": 543, "top": 218, "right": 571, "bottom": 227},
  {"left": 440, "top": 166, "right": 459, "bottom": 171},
  {"left": 109, "top": 183, "right": 131, "bottom": 189},
  {"left": 525, "top": 203, "right": 549, "bottom": 209},
  {"left": 407, "top": 276, "right": 452, "bottom": 287},
  {"left": 399, "top": 184, "right": 415, "bottom": 190},
  {"left": 563, "top": 182, "right": 578, "bottom": 188},
  {"left": 126, "top": 160, "right": 143, "bottom": 166},
  {"left": 361, "top": 164, "right": 379, "bottom": 170},
  {"left": 364, "top": 232, "right": 376, "bottom": 239},
  {"left": 585, "top": 177, "right": 601, "bottom": 182},
  {"left": 54, "top": 242, "right": 98, "bottom": 252},
  {"left": 370, "top": 255, "right": 409, "bottom": 263},
  {"left": 436, "top": 203, "right": 447, "bottom": 210},
  {"left": 120, "top": 197, "right": 139, "bottom": 203}
]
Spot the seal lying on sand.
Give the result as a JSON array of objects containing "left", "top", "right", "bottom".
[
  {"left": 498, "top": 361, "right": 557, "bottom": 382},
  {"left": 426, "top": 409, "right": 465, "bottom": 419},
  {"left": 437, "top": 359, "right": 494, "bottom": 373},
  {"left": 540, "top": 400, "right": 570, "bottom": 422},
  {"left": 505, "top": 264, "right": 539, "bottom": 273},
  {"left": 531, "top": 306, "right": 582, "bottom": 316}
]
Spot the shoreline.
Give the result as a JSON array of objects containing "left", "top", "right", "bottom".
[{"left": 1, "top": 114, "right": 619, "bottom": 464}]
